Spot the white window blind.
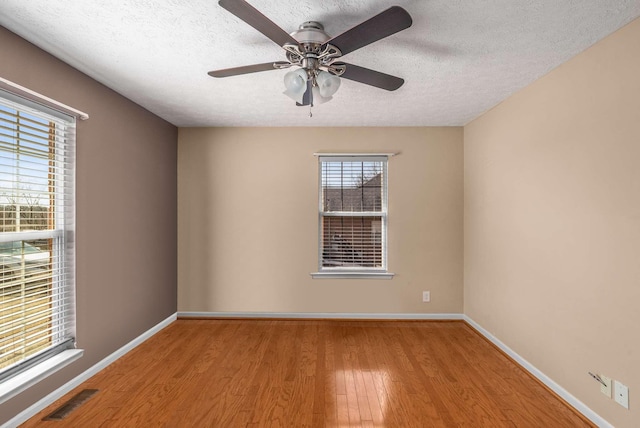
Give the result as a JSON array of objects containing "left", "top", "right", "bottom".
[
  {"left": 0, "top": 91, "right": 76, "bottom": 382},
  {"left": 318, "top": 155, "right": 388, "bottom": 272}
]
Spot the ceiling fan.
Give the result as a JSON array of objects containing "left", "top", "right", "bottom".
[{"left": 208, "top": 0, "right": 413, "bottom": 108}]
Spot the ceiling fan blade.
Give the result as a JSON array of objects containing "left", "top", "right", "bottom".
[
  {"left": 296, "top": 80, "right": 313, "bottom": 106},
  {"left": 219, "top": 0, "right": 299, "bottom": 47},
  {"left": 337, "top": 63, "right": 405, "bottom": 91},
  {"left": 324, "top": 6, "right": 412, "bottom": 56},
  {"left": 208, "top": 61, "right": 289, "bottom": 77}
]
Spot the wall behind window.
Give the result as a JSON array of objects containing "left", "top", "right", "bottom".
[
  {"left": 0, "top": 27, "right": 177, "bottom": 423},
  {"left": 178, "top": 127, "right": 463, "bottom": 314}
]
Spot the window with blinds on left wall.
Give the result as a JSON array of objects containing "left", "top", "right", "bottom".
[{"left": 0, "top": 86, "right": 83, "bottom": 404}]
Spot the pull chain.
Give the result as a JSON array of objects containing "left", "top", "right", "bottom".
[{"left": 309, "top": 103, "right": 313, "bottom": 118}]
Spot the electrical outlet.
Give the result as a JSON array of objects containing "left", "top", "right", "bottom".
[
  {"left": 614, "top": 381, "right": 629, "bottom": 409},
  {"left": 600, "top": 375, "right": 611, "bottom": 398},
  {"left": 422, "top": 291, "right": 430, "bottom": 302}
]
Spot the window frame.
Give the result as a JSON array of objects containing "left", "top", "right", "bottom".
[
  {"left": 312, "top": 153, "right": 395, "bottom": 279},
  {"left": 0, "top": 80, "right": 86, "bottom": 405}
]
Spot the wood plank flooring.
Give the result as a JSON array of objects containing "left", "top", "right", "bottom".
[{"left": 21, "top": 320, "right": 593, "bottom": 427}]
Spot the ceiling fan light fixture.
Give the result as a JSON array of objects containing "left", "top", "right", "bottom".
[
  {"left": 311, "top": 86, "right": 332, "bottom": 104},
  {"left": 283, "top": 68, "right": 308, "bottom": 103},
  {"left": 316, "top": 70, "right": 341, "bottom": 98}
]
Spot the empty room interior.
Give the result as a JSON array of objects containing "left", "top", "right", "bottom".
[{"left": 0, "top": 1, "right": 639, "bottom": 427}]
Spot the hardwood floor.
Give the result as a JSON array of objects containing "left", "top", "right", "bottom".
[{"left": 22, "top": 320, "right": 593, "bottom": 427}]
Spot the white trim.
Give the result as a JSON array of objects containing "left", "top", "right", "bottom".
[
  {"left": 0, "top": 229, "right": 63, "bottom": 243},
  {"left": 2, "top": 313, "right": 177, "bottom": 428},
  {"left": 178, "top": 311, "right": 463, "bottom": 320},
  {"left": 311, "top": 271, "right": 395, "bottom": 279},
  {"left": 0, "top": 77, "right": 89, "bottom": 120},
  {"left": 463, "top": 315, "right": 612, "bottom": 428},
  {"left": 314, "top": 152, "right": 397, "bottom": 158},
  {"left": 321, "top": 212, "right": 386, "bottom": 217},
  {"left": 0, "top": 349, "right": 83, "bottom": 405}
]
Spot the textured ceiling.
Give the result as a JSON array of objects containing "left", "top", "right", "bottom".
[{"left": 1, "top": 1, "right": 639, "bottom": 127}]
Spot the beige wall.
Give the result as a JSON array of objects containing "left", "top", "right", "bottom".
[
  {"left": 0, "top": 27, "right": 177, "bottom": 424},
  {"left": 464, "top": 18, "right": 640, "bottom": 428},
  {"left": 178, "top": 127, "right": 463, "bottom": 314}
]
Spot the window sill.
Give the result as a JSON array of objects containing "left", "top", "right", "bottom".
[
  {"left": 0, "top": 349, "right": 84, "bottom": 405},
  {"left": 311, "top": 271, "right": 395, "bottom": 279}
]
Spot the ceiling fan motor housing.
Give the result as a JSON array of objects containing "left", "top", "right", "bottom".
[
  {"left": 285, "top": 21, "right": 344, "bottom": 81},
  {"left": 290, "top": 21, "right": 330, "bottom": 44}
]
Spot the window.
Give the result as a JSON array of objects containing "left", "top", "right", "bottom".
[
  {"left": 0, "top": 89, "right": 78, "bottom": 393},
  {"left": 313, "top": 155, "right": 394, "bottom": 279}
]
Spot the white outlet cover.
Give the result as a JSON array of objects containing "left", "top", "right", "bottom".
[
  {"left": 614, "top": 380, "right": 629, "bottom": 409},
  {"left": 422, "top": 291, "right": 430, "bottom": 302}
]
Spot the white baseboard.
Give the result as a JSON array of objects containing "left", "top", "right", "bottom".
[
  {"left": 178, "top": 311, "right": 464, "bottom": 320},
  {"left": 3, "top": 313, "right": 177, "bottom": 428},
  {"left": 463, "top": 315, "right": 611, "bottom": 428}
]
